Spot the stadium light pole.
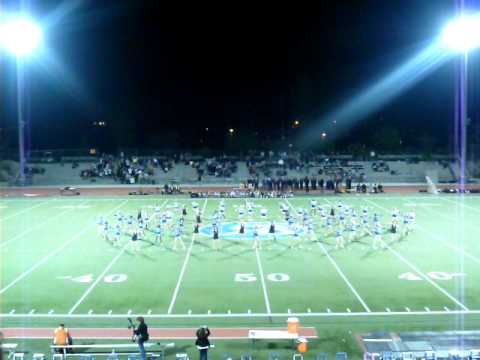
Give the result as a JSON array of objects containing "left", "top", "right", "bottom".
[
  {"left": 0, "top": 17, "right": 42, "bottom": 186},
  {"left": 441, "top": 13, "right": 480, "bottom": 190}
]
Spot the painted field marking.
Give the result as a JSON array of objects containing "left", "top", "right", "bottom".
[
  {"left": 289, "top": 198, "right": 371, "bottom": 312},
  {"left": 365, "top": 198, "right": 469, "bottom": 311},
  {"left": 440, "top": 197, "right": 480, "bottom": 214},
  {"left": 255, "top": 247, "right": 272, "bottom": 314},
  {"left": 167, "top": 198, "right": 208, "bottom": 314},
  {"left": 0, "top": 201, "right": 88, "bottom": 249},
  {"left": 0, "top": 200, "right": 128, "bottom": 296},
  {"left": 2, "top": 309, "right": 480, "bottom": 318},
  {"left": 396, "top": 198, "right": 480, "bottom": 265},
  {"left": 1, "top": 200, "right": 50, "bottom": 221},
  {"left": 69, "top": 199, "right": 170, "bottom": 314},
  {"left": 68, "top": 243, "right": 128, "bottom": 314}
]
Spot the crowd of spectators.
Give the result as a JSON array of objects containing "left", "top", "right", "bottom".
[
  {"left": 190, "top": 156, "right": 238, "bottom": 180},
  {"left": 80, "top": 153, "right": 175, "bottom": 184}
]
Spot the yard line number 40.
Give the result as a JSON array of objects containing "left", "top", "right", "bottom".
[
  {"left": 57, "top": 274, "right": 127, "bottom": 283},
  {"left": 399, "top": 272, "right": 466, "bottom": 281},
  {"left": 235, "top": 273, "right": 290, "bottom": 282}
]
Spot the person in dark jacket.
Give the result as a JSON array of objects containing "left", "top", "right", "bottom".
[
  {"left": 133, "top": 317, "right": 149, "bottom": 360},
  {"left": 195, "top": 326, "right": 211, "bottom": 360}
]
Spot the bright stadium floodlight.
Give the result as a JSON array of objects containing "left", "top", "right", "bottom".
[
  {"left": 0, "top": 16, "right": 43, "bottom": 185},
  {"left": 441, "top": 14, "right": 480, "bottom": 52},
  {"left": 0, "top": 18, "right": 42, "bottom": 57}
]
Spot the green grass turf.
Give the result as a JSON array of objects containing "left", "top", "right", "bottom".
[{"left": 2, "top": 194, "right": 480, "bottom": 359}]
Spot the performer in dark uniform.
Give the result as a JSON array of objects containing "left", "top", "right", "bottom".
[{"left": 269, "top": 221, "right": 276, "bottom": 241}]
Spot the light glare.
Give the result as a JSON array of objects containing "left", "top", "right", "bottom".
[
  {"left": 442, "top": 14, "right": 480, "bottom": 52},
  {"left": 0, "top": 18, "right": 42, "bottom": 56}
]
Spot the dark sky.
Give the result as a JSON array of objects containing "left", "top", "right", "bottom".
[{"left": 0, "top": 0, "right": 478, "bottom": 153}]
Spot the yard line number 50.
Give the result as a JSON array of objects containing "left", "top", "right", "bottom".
[{"left": 235, "top": 273, "right": 290, "bottom": 282}]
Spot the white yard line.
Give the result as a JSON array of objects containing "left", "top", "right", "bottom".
[
  {"left": 364, "top": 198, "right": 469, "bottom": 311},
  {"left": 2, "top": 309, "right": 480, "bottom": 318},
  {"left": 255, "top": 247, "right": 272, "bottom": 314},
  {"left": 289, "top": 198, "right": 371, "bottom": 312},
  {"left": 386, "top": 244, "right": 468, "bottom": 310},
  {"left": 0, "top": 200, "right": 128, "bottom": 296},
  {"left": 416, "top": 226, "right": 480, "bottom": 266},
  {"left": 167, "top": 198, "right": 208, "bottom": 314},
  {"left": 440, "top": 196, "right": 480, "bottom": 214},
  {"left": 377, "top": 196, "right": 480, "bottom": 266},
  {"left": 69, "top": 199, "right": 172, "bottom": 314},
  {"left": 1, "top": 200, "right": 50, "bottom": 221},
  {"left": 68, "top": 244, "right": 129, "bottom": 314},
  {"left": 0, "top": 201, "right": 88, "bottom": 249},
  {"left": 316, "top": 241, "right": 371, "bottom": 312}
]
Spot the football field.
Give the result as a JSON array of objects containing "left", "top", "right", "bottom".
[{"left": 1, "top": 193, "right": 480, "bottom": 321}]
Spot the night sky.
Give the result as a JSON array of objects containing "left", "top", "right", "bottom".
[{"left": 0, "top": 0, "right": 479, "bottom": 153}]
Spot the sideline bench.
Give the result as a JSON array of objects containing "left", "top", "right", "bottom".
[
  {"left": 248, "top": 330, "right": 302, "bottom": 348},
  {"left": 1, "top": 343, "right": 18, "bottom": 359},
  {"left": 50, "top": 343, "right": 174, "bottom": 358}
]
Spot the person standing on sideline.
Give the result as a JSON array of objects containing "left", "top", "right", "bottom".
[
  {"left": 133, "top": 317, "right": 149, "bottom": 360},
  {"left": 53, "top": 324, "right": 72, "bottom": 354},
  {"left": 195, "top": 326, "right": 211, "bottom": 360}
]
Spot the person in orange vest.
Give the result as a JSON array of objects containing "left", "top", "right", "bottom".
[{"left": 53, "top": 324, "right": 72, "bottom": 354}]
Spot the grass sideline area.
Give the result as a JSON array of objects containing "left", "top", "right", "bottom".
[{"left": 2, "top": 194, "right": 480, "bottom": 359}]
